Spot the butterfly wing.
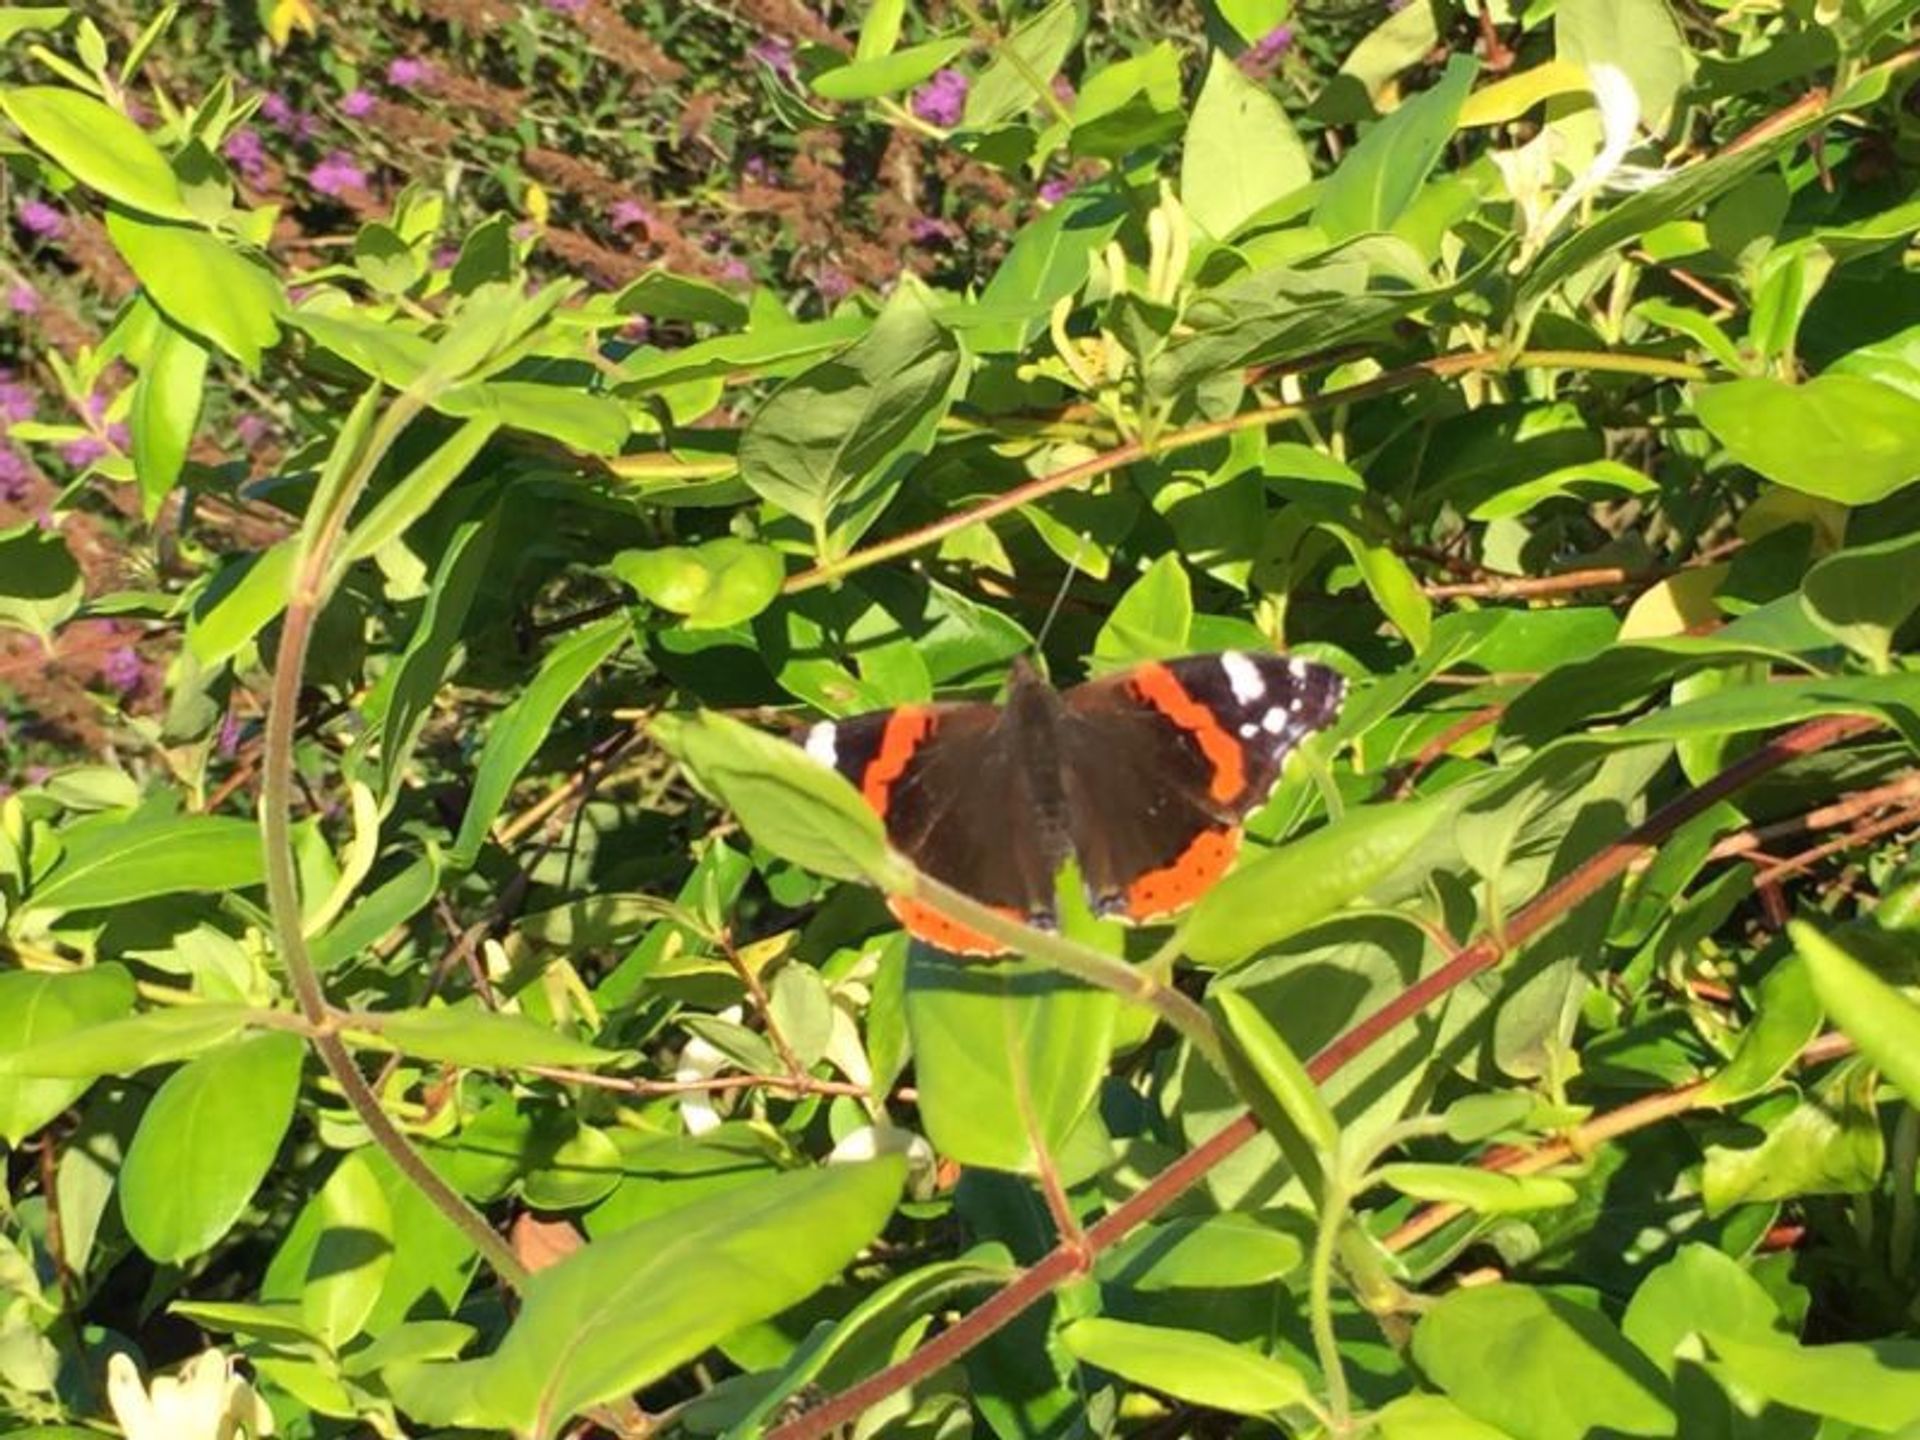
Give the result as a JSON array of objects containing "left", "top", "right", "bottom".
[
  {"left": 802, "top": 703, "right": 1064, "bottom": 952},
  {"left": 1058, "top": 652, "right": 1344, "bottom": 922}
]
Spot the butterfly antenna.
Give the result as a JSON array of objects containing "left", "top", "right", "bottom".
[{"left": 1032, "top": 533, "right": 1089, "bottom": 657}]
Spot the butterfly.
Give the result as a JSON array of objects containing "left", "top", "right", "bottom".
[{"left": 802, "top": 651, "right": 1345, "bottom": 953}]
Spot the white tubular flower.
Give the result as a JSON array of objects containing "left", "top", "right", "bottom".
[
  {"left": 828, "top": 1122, "right": 938, "bottom": 1198},
  {"left": 675, "top": 1003, "right": 742, "bottom": 1136},
  {"left": 1512, "top": 63, "right": 1654, "bottom": 268},
  {"left": 107, "top": 1350, "right": 273, "bottom": 1440}
]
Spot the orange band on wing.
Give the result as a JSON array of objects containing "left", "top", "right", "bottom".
[
  {"left": 861, "top": 706, "right": 934, "bottom": 812},
  {"left": 888, "top": 896, "right": 1019, "bottom": 956},
  {"left": 1129, "top": 662, "right": 1245, "bottom": 804},
  {"left": 1124, "top": 826, "right": 1241, "bottom": 921}
]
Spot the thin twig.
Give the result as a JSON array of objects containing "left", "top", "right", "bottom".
[{"left": 1752, "top": 801, "right": 1920, "bottom": 888}]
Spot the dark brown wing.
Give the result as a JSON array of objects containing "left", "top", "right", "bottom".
[
  {"left": 802, "top": 703, "right": 1065, "bottom": 950},
  {"left": 1058, "top": 652, "right": 1344, "bottom": 921}
]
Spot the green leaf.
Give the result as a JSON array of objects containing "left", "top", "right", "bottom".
[
  {"left": 611, "top": 539, "right": 785, "bottom": 630},
  {"left": 26, "top": 814, "right": 263, "bottom": 915},
  {"left": 353, "top": 1005, "right": 623, "bottom": 1070},
  {"left": 1696, "top": 375, "right": 1920, "bottom": 504},
  {"left": 1704, "top": 1333, "right": 1920, "bottom": 1431},
  {"left": 1214, "top": 988, "right": 1339, "bottom": 1159},
  {"left": 1374, "top": 1394, "right": 1517, "bottom": 1440},
  {"left": 0, "top": 521, "right": 83, "bottom": 641},
  {"left": 339, "top": 418, "right": 500, "bottom": 567},
  {"left": 0, "top": 1005, "right": 254, "bottom": 1080},
  {"left": 1058, "top": 42, "right": 1183, "bottom": 159},
  {"left": 0, "top": 10, "right": 71, "bottom": 44},
  {"left": 1373, "top": 1164, "right": 1579, "bottom": 1213},
  {"left": 474, "top": 1159, "right": 904, "bottom": 1439},
  {"left": 1794, "top": 920, "right": 1920, "bottom": 1101},
  {"left": 973, "top": 188, "right": 1125, "bottom": 352},
  {"left": 437, "top": 381, "right": 628, "bottom": 457},
  {"left": 1183, "top": 795, "right": 1446, "bottom": 968},
  {"left": 1313, "top": 54, "right": 1478, "bottom": 241},
  {"left": 104, "top": 209, "right": 283, "bottom": 370},
  {"left": 737, "top": 285, "right": 960, "bottom": 551},
  {"left": 1320, "top": 519, "right": 1432, "bottom": 652},
  {"left": 301, "top": 1150, "right": 394, "bottom": 1350},
  {"left": 119, "top": 1031, "right": 305, "bottom": 1262},
  {"left": 289, "top": 310, "right": 433, "bottom": 388},
  {"left": 1555, "top": 0, "right": 1689, "bottom": 126},
  {"left": 0, "top": 966, "right": 135, "bottom": 1146},
  {"left": 0, "top": 86, "right": 192, "bottom": 219},
  {"left": 1092, "top": 553, "right": 1191, "bottom": 665},
  {"left": 905, "top": 948, "right": 1117, "bottom": 1173},
  {"left": 1413, "top": 1284, "right": 1675, "bottom": 1440},
  {"left": 1209, "top": 0, "right": 1287, "bottom": 46},
  {"left": 449, "top": 613, "right": 630, "bottom": 869},
  {"left": 1102, "top": 1213, "right": 1305, "bottom": 1290},
  {"left": 1621, "top": 1245, "right": 1785, "bottom": 1379},
  {"left": 1059, "top": 1318, "right": 1311, "bottom": 1415},
  {"left": 1700, "top": 1063, "right": 1883, "bottom": 1216},
  {"left": 1800, "top": 530, "right": 1920, "bottom": 671},
  {"left": 654, "top": 708, "right": 900, "bottom": 888},
  {"left": 130, "top": 314, "right": 209, "bottom": 520},
  {"left": 963, "top": 0, "right": 1079, "bottom": 128},
  {"left": 613, "top": 269, "right": 749, "bottom": 327},
  {"left": 1696, "top": 955, "right": 1820, "bottom": 1106},
  {"left": 809, "top": 36, "right": 968, "bottom": 102},
  {"left": 186, "top": 540, "right": 296, "bottom": 668},
  {"left": 1467, "top": 459, "right": 1658, "bottom": 521},
  {"left": 1181, "top": 52, "right": 1311, "bottom": 242},
  {"left": 310, "top": 852, "right": 441, "bottom": 972}
]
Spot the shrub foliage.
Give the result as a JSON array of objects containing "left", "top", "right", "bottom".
[{"left": 5, "top": 2, "right": 1920, "bottom": 1437}]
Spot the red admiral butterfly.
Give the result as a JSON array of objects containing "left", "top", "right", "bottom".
[{"left": 803, "top": 652, "right": 1345, "bottom": 954}]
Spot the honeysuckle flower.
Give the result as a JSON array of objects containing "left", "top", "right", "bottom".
[
  {"left": 308, "top": 151, "right": 368, "bottom": 197},
  {"left": 107, "top": 1349, "right": 272, "bottom": 1440},
  {"left": 911, "top": 68, "right": 968, "bottom": 127},
  {"left": 674, "top": 1004, "right": 743, "bottom": 1136},
  {"left": 1505, "top": 63, "right": 1655, "bottom": 269},
  {"left": 828, "top": 1123, "right": 939, "bottom": 1199},
  {"left": 340, "top": 87, "right": 376, "bottom": 118},
  {"left": 16, "top": 199, "right": 64, "bottom": 238}
]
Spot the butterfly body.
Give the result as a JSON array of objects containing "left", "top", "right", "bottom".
[{"left": 805, "top": 651, "right": 1344, "bottom": 954}]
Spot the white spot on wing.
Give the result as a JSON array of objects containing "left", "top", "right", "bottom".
[
  {"left": 1239, "top": 721, "right": 1259, "bottom": 738},
  {"left": 1262, "top": 709, "right": 1289, "bottom": 735},
  {"left": 1220, "top": 650, "right": 1265, "bottom": 706},
  {"left": 1287, "top": 657, "right": 1306, "bottom": 680},
  {"left": 804, "top": 721, "right": 838, "bottom": 769}
]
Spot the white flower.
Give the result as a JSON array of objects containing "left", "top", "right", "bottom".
[
  {"left": 828, "top": 1122, "right": 938, "bottom": 1198},
  {"left": 675, "top": 1004, "right": 743, "bottom": 1136},
  {"left": 107, "top": 1350, "right": 273, "bottom": 1440}
]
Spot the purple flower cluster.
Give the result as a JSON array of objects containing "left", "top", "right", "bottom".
[
  {"left": 609, "top": 198, "right": 652, "bottom": 232},
  {"left": 224, "top": 127, "right": 269, "bottom": 185},
  {"left": 259, "top": 90, "right": 321, "bottom": 140},
  {"left": 235, "top": 412, "right": 272, "bottom": 448},
  {"left": 815, "top": 267, "right": 853, "bottom": 304},
  {"left": 340, "top": 88, "right": 377, "bottom": 119},
  {"left": 0, "top": 374, "right": 35, "bottom": 428},
  {"left": 386, "top": 57, "right": 437, "bottom": 90},
  {"left": 912, "top": 69, "right": 968, "bottom": 127},
  {"left": 1238, "top": 23, "right": 1294, "bottom": 73},
  {"left": 1038, "top": 176, "right": 1077, "bottom": 205},
  {"left": 909, "top": 215, "right": 959, "bottom": 246},
  {"left": 0, "top": 447, "right": 30, "bottom": 504},
  {"left": 8, "top": 284, "right": 38, "bottom": 315},
  {"left": 101, "top": 645, "right": 144, "bottom": 698},
  {"left": 16, "top": 198, "right": 65, "bottom": 239},
  {"left": 309, "top": 151, "right": 369, "bottom": 198}
]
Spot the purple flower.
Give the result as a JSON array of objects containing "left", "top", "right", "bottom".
[
  {"left": 1038, "top": 176, "right": 1076, "bottom": 204},
  {"left": 430, "top": 245, "right": 460, "bottom": 269},
  {"left": 911, "top": 68, "right": 968, "bottom": 128},
  {"left": 718, "top": 257, "right": 751, "bottom": 285},
  {"left": 1239, "top": 22, "right": 1294, "bottom": 70},
  {"left": 7, "top": 284, "right": 39, "bottom": 315},
  {"left": 750, "top": 36, "right": 795, "bottom": 79},
  {"left": 25, "top": 764, "right": 51, "bottom": 786},
  {"left": 386, "top": 57, "right": 436, "bottom": 89},
  {"left": 545, "top": 0, "right": 588, "bottom": 11},
  {"left": 340, "top": 88, "right": 377, "bottom": 118},
  {"left": 217, "top": 708, "right": 244, "bottom": 758},
  {"left": 235, "top": 412, "right": 272, "bottom": 447},
  {"left": 0, "top": 447, "right": 30, "bottom": 503},
  {"left": 909, "top": 215, "right": 958, "bottom": 246},
  {"left": 608, "top": 199, "right": 652, "bottom": 231},
  {"left": 106, "top": 421, "right": 131, "bottom": 451},
  {"left": 60, "top": 436, "right": 108, "bottom": 468},
  {"left": 816, "top": 267, "right": 853, "bottom": 303},
  {"left": 83, "top": 390, "right": 109, "bottom": 423},
  {"left": 224, "top": 128, "right": 268, "bottom": 184},
  {"left": 1050, "top": 73, "right": 1076, "bottom": 106},
  {"left": 101, "top": 646, "right": 144, "bottom": 697},
  {"left": 0, "top": 376, "right": 35, "bottom": 428},
  {"left": 17, "top": 199, "right": 65, "bottom": 238},
  {"left": 743, "top": 154, "right": 772, "bottom": 183},
  {"left": 309, "top": 151, "right": 369, "bottom": 198},
  {"left": 259, "top": 90, "right": 297, "bottom": 127}
]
